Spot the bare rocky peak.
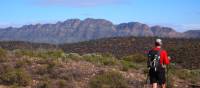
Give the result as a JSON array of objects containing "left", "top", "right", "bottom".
[{"left": 0, "top": 18, "right": 199, "bottom": 44}]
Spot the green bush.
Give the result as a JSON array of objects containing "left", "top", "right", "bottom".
[
  {"left": 89, "top": 71, "right": 128, "bottom": 88},
  {"left": 189, "top": 70, "right": 200, "bottom": 83},
  {"left": 123, "top": 53, "right": 146, "bottom": 63},
  {"left": 175, "top": 69, "right": 200, "bottom": 83},
  {"left": 0, "top": 68, "right": 31, "bottom": 86},
  {"left": 120, "top": 60, "right": 137, "bottom": 71},
  {"left": 57, "top": 79, "right": 68, "bottom": 88},
  {"left": 15, "top": 69, "right": 31, "bottom": 86},
  {"left": 37, "top": 80, "right": 51, "bottom": 88},
  {"left": 82, "top": 53, "right": 117, "bottom": 66},
  {"left": 82, "top": 53, "right": 101, "bottom": 63},
  {"left": 142, "top": 68, "right": 149, "bottom": 74},
  {"left": 65, "top": 53, "right": 82, "bottom": 61},
  {"left": 47, "top": 60, "right": 60, "bottom": 73},
  {"left": 14, "top": 49, "right": 65, "bottom": 59},
  {"left": 10, "top": 84, "right": 21, "bottom": 88},
  {"left": 35, "top": 64, "right": 48, "bottom": 75},
  {"left": 45, "top": 50, "right": 65, "bottom": 59},
  {"left": 165, "top": 64, "right": 200, "bottom": 87},
  {"left": 15, "top": 60, "right": 28, "bottom": 68},
  {"left": 0, "top": 48, "right": 7, "bottom": 62},
  {"left": 175, "top": 69, "right": 191, "bottom": 80},
  {"left": 14, "top": 49, "right": 34, "bottom": 57}
]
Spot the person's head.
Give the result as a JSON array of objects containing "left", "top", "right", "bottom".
[{"left": 155, "top": 38, "right": 162, "bottom": 47}]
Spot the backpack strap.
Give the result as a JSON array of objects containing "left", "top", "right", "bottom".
[{"left": 157, "top": 48, "right": 162, "bottom": 60}]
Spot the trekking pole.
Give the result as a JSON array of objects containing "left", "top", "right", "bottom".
[
  {"left": 145, "top": 68, "right": 150, "bottom": 88},
  {"left": 146, "top": 72, "right": 149, "bottom": 83},
  {"left": 166, "top": 65, "right": 169, "bottom": 88},
  {"left": 166, "top": 56, "right": 172, "bottom": 88},
  {"left": 144, "top": 47, "right": 150, "bottom": 88}
]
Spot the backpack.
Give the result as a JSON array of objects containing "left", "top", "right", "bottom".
[{"left": 147, "top": 49, "right": 162, "bottom": 71}]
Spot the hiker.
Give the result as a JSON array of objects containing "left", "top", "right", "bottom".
[{"left": 147, "top": 39, "right": 170, "bottom": 88}]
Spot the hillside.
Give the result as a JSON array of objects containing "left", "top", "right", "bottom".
[
  {"left": 184, "top": 30, "right": 200, "bottom": 38},
  {"left": 60, "top": 37, "right": 200, "bottom": 69},
  {"left": 0, "top": 37, "right": 200, "bottom": 88},
  {"left": 0, "top": 18, "right": 199, "bottom": 44},
  {"left": 0, "top": 48, "right": 199, "bottom": 88},
  {"left": 0, "top": 37, "right": 200, "bottom": 69}
]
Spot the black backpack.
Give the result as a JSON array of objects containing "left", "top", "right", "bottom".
[{"left": 147, "top": 49, "right": 162, "bottom": 71}]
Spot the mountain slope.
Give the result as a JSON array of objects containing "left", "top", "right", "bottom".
[
  {"left": 115, "top": 22, "right": 153, "bottom": 37},
  {"left": 150, "top": 26, "right": 183, "bottom": 38},
  {"left": 183, "top": 30, "right": 200, "bottom": 38},
  {"left": 1, "top": 18, "right": 197, "bottom": 44}
]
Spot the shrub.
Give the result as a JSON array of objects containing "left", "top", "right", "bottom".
[
  {"left": 101, "top": 57, "right": 117, "bottom": 66},
  {"left": 47, "top": 60, "right": 59, "bottom": 71},
  {"left": 59, "top": 69, "right": 83, "bottom": 81},
  {"left": 175, "top": 69, "right": 191, "bottom": 80},
  {"left": 65, "top": 53, "right": 82, "bottom": 61},
  {"left": 142, "top": 68, "right": 149, "bottom": 74},
  {"left": 57, "top": 79, "right": 68, "bottom": 88},
  {"left": 0, "top": 68, "right": 31, "bottom": 86},
  {"left": 36, "top": 59, "right": 61, "bottom": 76},
  {"left": 14, "top": 49, "right": 65, "bottom": 59},
  {"left": 10, "top": 84, "right": 21, "bottom": 88},
  {"left": 89, "top": 71, "right": 128, "bottom": 88},
  {"left": 0, "top": 63, "right": 14, "bottom": 76},
  {"left": 82, "top": 53, "right": 101, "bottom": 63},
  {"left": 120, "top": 60, "right": 137, "bottom": 71},
  {"left": 0, "top": 48, "right": 7, "bottom": 62},
  {"left": 35, "top": 64, "right": 48, "bottom": 75},
  {"left": 82, "top": 53, "right": 117, "bottom": 66},
  {"left": 14, "top": 49, "right": 34, "bottom": 57},
  {"left": 15, "top": 60, "right": 28, "bottom": 68},
  {"left": 14, "top": 69, "right": 31, "bottom": 86},
  {"left": 123, "top": 53, "right": 146, "bottom": 63},
  {"left": 175, "top": 69, "right": 200, "bottom": 83},
  {"left": 45, "top": 50, "right": 65, "bottom": 59},
  {"left": 37, "top": 80, "right": 51, "bottom": 88},
  {"left": 47, "top": 60, "right": 64, "bottom": 77}
]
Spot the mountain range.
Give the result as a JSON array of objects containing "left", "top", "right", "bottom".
[{"left": 0, "top": 18, "right": 199, "bottom": 44}]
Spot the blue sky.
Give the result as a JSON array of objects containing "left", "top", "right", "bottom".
[{"left": 0, "top": 0, "right": 200, "bottom": 32}]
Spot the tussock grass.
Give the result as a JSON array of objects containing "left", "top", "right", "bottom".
[
  {"left": 14, "top": 49, "right": 65, "bottom": 59},
  {"left": 82, "top": 53, "right": 117, "bottom": 66},
  {"left": 174, "top": 69, "right": 200, "bottom": 84},
  {"left": 0, "top": 48, "right": 8, "bottom": 62},
  {"left": 89, "top": 71, "right": 128, "bottom": 88},
  {"left": 0, "top": 67, "right": 31, "bottom": 86}
]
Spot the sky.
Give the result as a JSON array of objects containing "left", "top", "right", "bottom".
[{"left": 0, "top": 0, "right": 200, "bottom": 32}]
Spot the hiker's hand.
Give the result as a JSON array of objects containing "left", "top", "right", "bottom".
[
  {"left": 162, "top": 65, "right": 166, "bottom": 68},
  {"left": 168, "top": 56, "right": 171, "bottom": 60}
]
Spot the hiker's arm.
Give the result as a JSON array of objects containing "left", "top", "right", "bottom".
[{"left": 163, "top": 51, "right": 170, "bottom": 65}]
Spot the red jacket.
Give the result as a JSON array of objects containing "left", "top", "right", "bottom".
[{"left": 152, "top": 47, "right": 170, "bottom": 65}]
